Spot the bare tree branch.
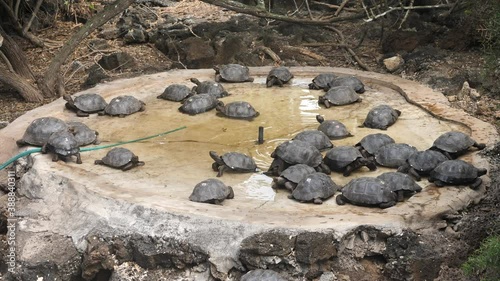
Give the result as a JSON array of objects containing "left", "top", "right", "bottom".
[
  {"left": 199, "top": 0, "right": 365, "bottom": 25},
  {"left": 363, "top": 2, "right": 456, "bottom": 22},
  {"left": 39, "top": 0, "right": 136, "bottom": 97},
  {"left": 0, "top": 0, "right": 45, "bottom": 46},
  {"left": 334, "top": 0, "right": 351, "bottom": 17},
  {"left": 325, "top": 26, "right": 372, "bottom": 71},
  {"left": 0, "top": 68, "right": 44, "bottom": 102},
  {"left": 22, "top": 0, "right": 44, "bottom": 34}
]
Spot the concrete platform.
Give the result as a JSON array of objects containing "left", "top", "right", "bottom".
[{"left": 1, "top": 67, "right": 498, "bottom": 278}]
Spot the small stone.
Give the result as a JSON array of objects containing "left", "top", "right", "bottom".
[
  {"left": 447, "top": 95, "right": 457, "bottom": 102},
  {"left": 436, "top": 221, "right": 448, "bottom": 230},
  {"left": 97, "top": 27, "right": 121, "bottom": 40},
  {"left": 0, "top": 121, "right": 9, "bottom": 129},
  {"left": 469, "top": 88, "right": 481, "bottom": 100},
  {"left": 383, "top": 55, "right": 404, "bottom": 72},
  {"left": 458, "top": 81, "right": 471, "bottom": 100},
  {"left": 319, "top": 271, "right": 336, "bottom": 281}
]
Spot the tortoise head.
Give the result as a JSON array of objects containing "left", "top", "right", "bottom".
[
  {"left": 63, "top": 94, "right": 74, "bottom": 103},
  {"left": 316, "top": 115, "right": 325, "bottom": 124},
  {"left": 215, "top": 101, "right": 225, "bottom": 112},
  {"left": 190, "top": 78, "right": 201, "bottom": 85},
  {"left": 209, "top": 151, "right": 222, "bottom": 163}
]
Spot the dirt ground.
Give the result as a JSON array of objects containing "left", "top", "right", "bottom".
[{"left": 1, "top": 0, "right": 499, "bottom": 280}]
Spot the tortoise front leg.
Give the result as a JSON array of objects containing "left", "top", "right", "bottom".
[
  {"left": 76, "top": 110, "right": 90, "bottom": 117},
  {"left": 52, "top": 154, "right": 59, "bottom": 162},
  {"left": 313, "top": 198, "right": 323, "bottom": 204},
  {"left": 469, "top": 178, "right": 483, "bottom": 190},
  {"left": 335, "top": 194, "right": 347, "bottom": 205},
  {"left": 473, "top": 142, "right": 486, "bottom": 150},
  {"left": 217, "top": 165, "right": 227, "bottom": 177},
  {"left": 284, "top": 181, "right": 297, "bottom": 192},
  {"left": 324, "top": 100, "right": 331, "bottom": 108},
  {"left": 396, "top": 190, "right": 404, "bottom": 202},
  {"left": 379, "top": 201, "right": 396, "bottom": 209},
  {"left": 433, "top": 180, "right": 446, "bottom": 187},
  {"left": 75, "top": 153, "right": 82, "bottom": 164},
  {"left": 121, "top": 162, "right": 135, "bottom": 171},
  {"left": 266, "top": 77, "right": 277, "bottom": 87},
  {"left": 407, "top": 168, "right": 422, "bottom": 181}
]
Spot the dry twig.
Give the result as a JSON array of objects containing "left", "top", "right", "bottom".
[
  {"left": 325, "top": 26, "right": 371, "bottom": 71},
  {"left": 254, "top": 46, "right": 281, "bottom": 65}
]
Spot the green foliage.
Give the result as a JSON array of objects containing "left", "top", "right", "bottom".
[
  {"left": 462, "top": 225, "right": 500, "bottom": 281},
  {"left": 478, "top": 2, "right": 500, "bottom": 78}
]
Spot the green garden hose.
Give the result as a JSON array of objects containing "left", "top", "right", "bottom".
[{"left": 0, "top": 125, "right": 187, "bottom": 171}]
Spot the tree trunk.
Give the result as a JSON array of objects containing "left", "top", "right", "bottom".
[
  {"left": 0, "top": 68, "right": 44, "bottom": 102},
  {"left": 39, "top": 0, "right": 135, "bottom": 97},
  {"left": 0, "top": 25, "right": 36, "bottom": 81}
]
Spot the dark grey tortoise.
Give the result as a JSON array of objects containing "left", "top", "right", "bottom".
[
  {"left": 323, "top": 146, "right": 377, "bottom": 177},
  {"left": 318, "top": 86, "right": 361, "bottom": 107},
  {"left": 377, "top": 172, "right": 422, "bottom": 202},
  {"left": 430, "top": 131, "right": 486, "bottom": 159},
  {"left": 266, "top": 67, "right": 293, "bottom": 87},
  {"left": 16, "top": 117, "right": 69, "bottom": 147},
  {"left": 189, "top": 178, "right": 234, "bottom": 204},
  {"left": 67, "top": 121, "right": 100, "bottom": 146},
  {"left": 375, "top": 143, "right": 418, "bottom": 168},
  {"left": 190, "top": 78, "right": 229, "bottom": 98},
  {"left": 214, "top": 64, "right": 254, "bottom": 83},
  {"left": 429, "top": 159, "right": 487, "bottom": 189},
  {"left": 241, "top": 269, "right": 287, "bottom": 281},
  {"left": 336, "top": 177, "right": 397, "bottom": 208},
  {"left": 316, "top": 115, "right": 353, "bottom": 140},
  {"left": 209, "top": 151, "right": 258, "bottom": 177},
  {"left": 266, "top": 139, "right": 331, "bottom": 176},
  {"left": 178, "top": 94, "right": 218, "bottom": 115},
  {"left": 308, "top": 73, "right": 337, "bottom": 90},
  {"left": 100, "top": 95, "right": 145, "bottom": 117},
  {"left": 289, "top": 172, "right": 340, "bottom": 204},
  {"left": 292, "top": 129, "right": 333, "bottom": 151},
  {"left": 362, "top": 104, "right": 401, "bottom": 130},
  {"left": 272, "top": 164, "right": 316, "bottom": 191},
  {"left": 41, "top": 130, "right": 82, "bottom": 164},
  {"left": 327, "top": 76, "right": 365, "bottom": 93},
  {"left": 64, "top": 93, "right": 107, "bottom": 117},
  {"left": 157, "top": 84, "right": 192, "bottom": 102},
  {"left": 215, "top": 101, "right": 260, "bottom": 120},
  {"left": 397, "top": 149, "right": 450, "bottom": 181},
  {"left": 94, "top": 147, "right": 145, "bottom": 171},
  {"left": 355, "top": 133, "right": 395, "bottom": 158}
]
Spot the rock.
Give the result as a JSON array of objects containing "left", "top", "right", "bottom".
[
  {"left": 318, "top": 271, "right": 336, "bottom": 281},
  {"left": 0, "top": 121, "right": 8, "bottom": 129},
  {"left": 239, "top": 230, "right": 295, "bottom": 269},
  {"left": 130, "top": 235, "right": 208, "bottom": 269},
  {"left": 295, "top": 232, "right": 337, "bottom": 264},
  {"left": 383, "top": 230, "right": 443, "bottom": 281},
  {"left": 98, "top": 52, "right": 136, "bottom": 70},
  {"left": 447, "top": 95, "right": 457, "bottom": 102},
  {"left": 177, "top": 37, "right": 215, "bottom": 68},
  {"left": 12, "top": 232, "right": 82, "bottom": 281},
  {"left": 81, "top": 236, "right": 118, "bottom": 280},
  {"left": 382, "top": 31, "right": 432, "bottom": 53},
  {"left": 241, "top": 269, "right": 287, "bottom": 281},
  {"left": 83, "top": 64, "right": 110, "bottom": 88},
  {"left": 88, "top": 38, "right": 112, "bottom": 51},
  {"left": 97, "top": 26, "right": 122, "bottom": 40},
  {"left": 383, "top": 55, "right": 404, "bottom": 72},
  {"left": 124, "top": 26, "right": 149, "bottom": 44}
]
